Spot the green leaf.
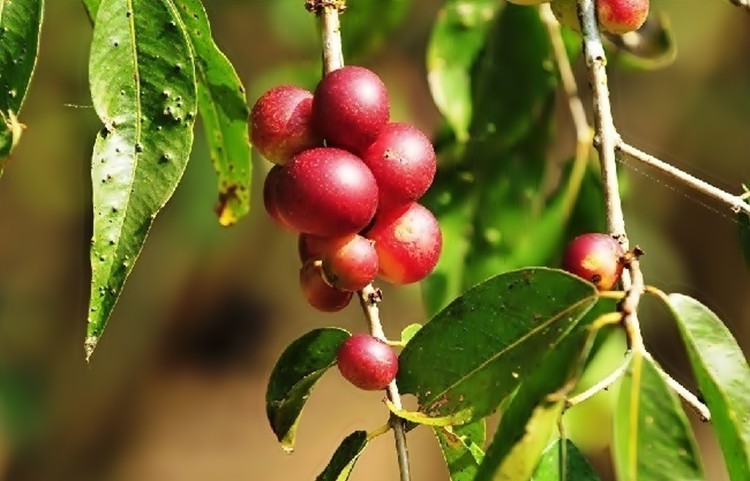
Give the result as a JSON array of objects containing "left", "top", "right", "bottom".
[
  {"left": 435, "top": 421, "right": 486, "bottom": 481},
  {"left": 266, "top": 328, "right": 350, "bottom": 452},
  {"left": 532, "top": 439, "right": 602, "bottom": 481},
  {"left": 667, "top": 293, "right": 750, "bottom": 481},
  {"left": 81, "top": 0, "right": 100, "bottom": 22},
  {"left": 612, "top": 355, "right": 705, "bottom": 481},
  {"left": 86, "top": 0, "right": 198, "bottom": 358},
  {"left": 400, "top": 323, "right": 422, "bottom": 345},
  {"left": 400, "top": 268, "right": 598, "bottom": 422},
  {"left": 606, "top": 12, "right": 677, "bottom": 70},
  {"left": 341, "top": 0, "right": 411, "bottom": 62},
  {"left": 173, "top": 0, "right": 251, "bottom": 227},
  {"left": 426, "top": 0, "right": 499, "bottom": 141},
  {"left": 474, "top": 320, "right": 595, "bottom": 481},
  {"left": 316, "top": 431, "right": 369, "bottom": 481},
  {"left": 0, "top": 0, "right": 44, "bottom": 171}
]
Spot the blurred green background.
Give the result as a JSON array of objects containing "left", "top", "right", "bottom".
[{"left": 0, "top": 0, "right": 747, "bottom": 480}]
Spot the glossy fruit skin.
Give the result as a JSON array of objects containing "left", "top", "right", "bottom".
[
  {"left": 250, "top": 86, "right": 319, "bottom": 165},
  {"left": 312, "top": 66, "right": 390, "bottom": 154},
  {"left": 366, "top": 203, "right": 442, "bottom": 284},
  {"left": 263, "top": 165, "right": 291, "bottom": 229},
  {"left": 299, "top": 260, "right": 352, "bottom": 312},
  {"left": 322, "top": 235, "right": 378, "bottom": 292},
  {"left": 362, "top": 123, "right": 437, "bottom": 210},
  {"left": 337, "top": 334, "right": 398, "bottom": 391},
  {"left": 598, "top": 0, "right": 649, "bottom": 34},
  {"left": 297, "top": 234, "right": 351, "bottom": 263},
  {"left": 275, "top": 148, "right": 379, "bottom": 237},
  {"left": 562, "top": 233, "right": 625, "bottom": 291}
]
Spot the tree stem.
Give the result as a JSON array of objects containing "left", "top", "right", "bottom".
[{"left": 312, "top": 2, "right": 411, "bottom": 479}]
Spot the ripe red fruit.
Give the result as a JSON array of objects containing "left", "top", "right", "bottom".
[
  {"left": 299, "top": 260, "right": 352, "bottom": 312},
  {"left": 322, "top": 235, "right": 378, "bottom": 292},
  {"left": 298, "top": 234, "right": 348, "bottom": 262},
  {"left": 250, "top": 86, "right": 319, "bottom": 165},
  {"left": 275, "top": 147, "right": 379, "bottom": 237},
  {"left": 362, "top": 123, "right": 437, "bottom": 210},
  {"left": 337, "top": 334, "right": 398, "bottom": 391},
  {"left": 263, "top": 165, "right": 291, "bottom": 229},
  {"left": 562, "top": 233, "right": 625, "bottom": 291},
  {"left": 366, "top": 203, "right": 442, "bottom": 284},
  {"left": 598, "top": 0, "right": 649, "bottom": 34},
  {"left": 312, "top": 66, "right": 390, "bottom": 154}
]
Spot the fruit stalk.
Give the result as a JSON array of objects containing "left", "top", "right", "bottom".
[{"left": 313, "top": 2, "right": 412, "bottom": 480}]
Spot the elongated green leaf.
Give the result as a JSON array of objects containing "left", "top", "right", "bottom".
[
  {"left": 435, "top": 420, "right": 486, "bottom": 481},
  {"left": 86, "top": 0, "right": 198, "bottom": 358},
  {"left": 0, "top": 0, "right": 43, "bottom": 172},
  {"left": 475, "top": 321, "right": 594, "bottom": 481},
  {"left": 532, "top": 439, "right": 601, "bottom": 481},
  {"left": 613, "top": 355, "right": 705, "bottom": 481},
  {"left": 427, "top": 0, "right": 499, "bottom": 141},
  {"left": 316, "top": 431, "right": 368, "bottom": 481},
  {"left": 668, "top": 293, "right": 750, "bottom": 481},
  {"left": 81, "top": 0, "right": 100, "bottom": 22},
  {"left": 266, "top": 328, "right": 350, "bottom": 452},
  {"left": 174, "top": 0, "right": 251, "bottom": 227},
  {"left": 400, "top": 268, "right": 598, "bottom": 422}
]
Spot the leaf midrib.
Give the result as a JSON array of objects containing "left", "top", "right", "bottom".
[{"left": 423, "top": 293, "right": 597, "bottom": 408}]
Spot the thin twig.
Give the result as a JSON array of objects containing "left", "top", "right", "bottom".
[
  {"left": 565, "top": 351, "right": 633, "bottom": 409},
  {"left": 616, "top": 142, "right": 750, "bottom": 216},
  {"left": 643, "top": 351, "right": 711, "bottom": 422},
  {"left": 359, "top": 286, "right": 412, "bottom": 481},
  {"left": 313, "top": 3, "right": 411, "bottom": 479}
]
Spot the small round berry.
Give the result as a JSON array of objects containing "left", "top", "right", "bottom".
[
  {"left": 322, "top": 235, "right": 378, "bottom": 292},
  {"left": 299, "top": 260, "right": 352, "bottom": 312},
  {"left": 366, "top": 203, "right": 442, "bottom": 284},
  {"left": 562, "top": 233, "right": 625, "bottom": 291},
  {"left": 312, "top": 66, "right": 390, "bottom": 154},
  {"left": 263, "top": 165, "right": 292, "bottom": 229},
  {"left": 250, "top": 86, "right": 319, "bottom": 165},
  {"left": 362, "top": 123, "right": 437, "bottom": 210},
  {"left": 337, "top": 334, "right": 398, "bottom": 391},
  {"left": 298, "top": 234, "right": 350, "bottom": 263},
  {"left": 275, "top": 147, "right": 379, "bottom": 237},
  {"left": 598, "top": 0, "right": 649, "bottom": 34}
]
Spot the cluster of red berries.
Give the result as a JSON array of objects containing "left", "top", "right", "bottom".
[
  {"left": 509, "top": 0, "right": 649, "bottom": 35},
  {"left": 251, "top": 66, "right": 442, "bottom": 313}
]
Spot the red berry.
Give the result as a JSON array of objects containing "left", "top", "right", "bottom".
[
  {"left": 312, "top": 66, "right": 390, "bottom": 154},
  {"left": 337, "top": 334, "right": 398, "bottom": 391},
  {"left": 366, "top": 203, "right": 442, "bottom": 284},
  {"left": 598, "top": 0, "right": 649, "bottom": 34},
  {"left": 322, "top": 235, "right": 378, "bottom": 292},
  {"left": 362, "top": 123, "right": 437, "bottom": 210},
  {"left": 263, "top": 165, "right": 292, "bottom": 229},
  {"left": 298, "top": 234, "right": 350, "bottom": 263},
  {"left": 299, "top": 260, "right": 352, "bottom": 312},
  {"left": 275, "top": 147, "right": 379, "bottom": 237},
  {"left": 562, "top": 233, "right": 625, "bottom": 291},
  {"left": 250, "top": 86, "right": 319, "bottom": 165}
]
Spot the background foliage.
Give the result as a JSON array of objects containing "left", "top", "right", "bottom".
[{"left": 0, "top": 0, "right": 747, "bottom": 480}]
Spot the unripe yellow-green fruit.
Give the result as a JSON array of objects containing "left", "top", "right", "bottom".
[{"left": 550, "top": 0, "right": 580, "bottom": 32}]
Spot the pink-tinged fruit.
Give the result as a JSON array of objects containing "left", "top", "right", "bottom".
[
  {"left": 299, "top": 260, "right": 352, "bottom": 312},
  {"left": 312, "top": 66, "right": 390, "bottom": 154},
  {"left": 322, "top": 235, "right": 378, "bottom": 292},
  {"left": 263, "top": 165, "right": 292, "bottom": 230},
  {"left": 362, "top": 123, "right": 437, "bottom": 210},
  {"left": 598, "top": 0, "right": 649, "bottom": 34},
  {"left": 366, "top": 203, "right": 442, "bottom": 284},
  {"left": 337, "top": 334, "right": 398, "bottom": 391},
  {"left": 275, "top": 147, "right": 379, "bottom": 237},
  {"left": 298, "top": 234, "right": 352, "bottom": 263},
  {"left": 562, "top": 233, "right": 625, "bottom": 291},
  {"left": 250, "top": 86, "right": 319, "bottom": 165}
]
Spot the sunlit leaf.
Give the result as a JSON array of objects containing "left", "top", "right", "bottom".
[
  {"left": 612, "top": 355, "right": 705, "bottom": 481},
  {"left": 174, "top": 0, "right": 252, "bottom": 226},
  {"left": 316, "top": 431, "right": 368, "bottom": 481},
  {"left": 266, "top": 328, "right": 350, "bottom": 452},
  {"left": 0, "top": 0, "right": 43, "bottom": 172},
  {"left": 86, "top": 0, "right": 198, "bottom": 358},
  {"left": 435, "top": 420, "right": 486, "bottom": 481},
  {"left": 400, "top": 323, "right": 422, "bottom": 345},
  {"left": 668, "top": 293, "right": 750, "bottom": 481},
  {"left": 400, "top": 268, "right": 598, "bottom": 423},
  {"left": 532, "top": 439, "right": 602, "bottom": 481},
  {"left": 81, "top": 0, "right": 100, "bottom": 22}
]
